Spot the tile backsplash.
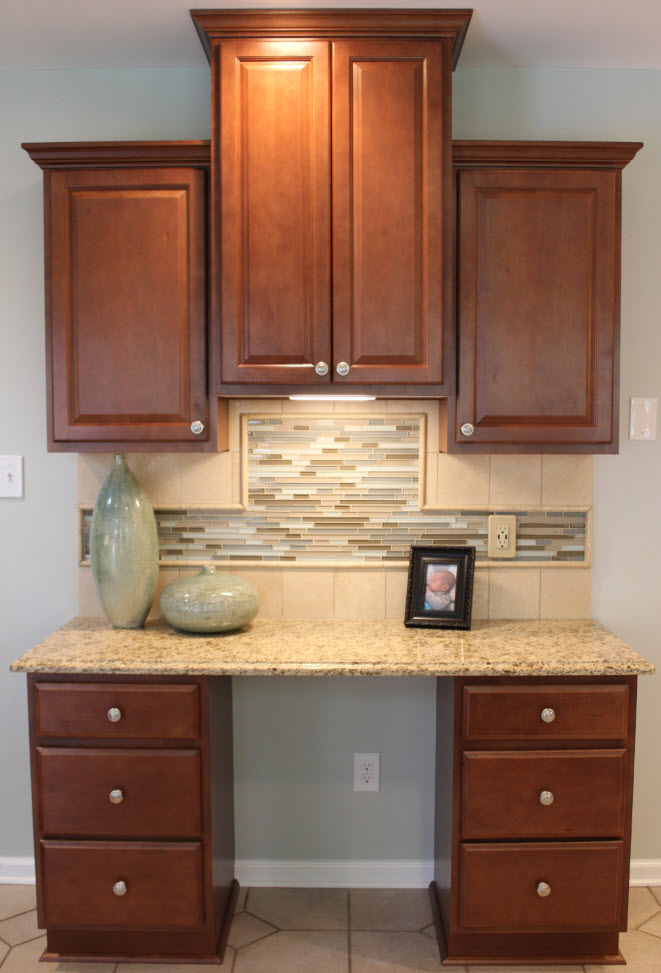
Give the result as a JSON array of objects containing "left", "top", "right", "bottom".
[{"left": 78, "top": 400, "right": 593, "bottom": 621}]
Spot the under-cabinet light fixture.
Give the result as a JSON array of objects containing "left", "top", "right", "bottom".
[{"left": 288, "top": 395, "right": 376, "bottom": 402}]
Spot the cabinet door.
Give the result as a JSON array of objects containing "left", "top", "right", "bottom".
[
  {"left": 456, "top": 168, "right": 619, "bottom": 448},
  {"left": 216, "top": 40, "right": 331, "bottom": 385},
  {"left": 332, "top": 40, "right": 449, "bottom": 386},
  {"left": 48, "top": 167, "right": 208, "bottom": 445}
]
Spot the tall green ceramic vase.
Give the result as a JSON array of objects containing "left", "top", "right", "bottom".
[{"left": 90, "top": 454, "right": 159, "bottom": 629}]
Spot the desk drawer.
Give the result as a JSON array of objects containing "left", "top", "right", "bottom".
[
  {"left": 462, "top": 684, "right": 629, "bottom": 742},
  {"left": 34, "top": 683, "right": 200, "bottom": 740},
  {"left": 459, "top": 841, "right": 624, "bottom": 931},
  {"left": 40, "top": 840, "right": 204, "bottom": 930},
  {"left": 36, "top": 748, "right": 202, "bottom": 837},
  {"left": 461, "top": 749, "right": 627, "bottom": 839}
]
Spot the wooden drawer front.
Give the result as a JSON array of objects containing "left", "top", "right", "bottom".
[
  {"left": 40, "top": 840, "right": 204, "bottom": 930},
  {"left": 459, "top": 841, "right": 624, "bottom": 931},
  {"left": 463, "top": 684, "right": 629, "bottom": 742},
  {"left": 37, "top": 748, "right": 202, "bottom": 838},
  {"left": 462, "top": 750, "right": 627, "bottom": 839},
  {"left": 34, "top": 683, "right": 199, "bottom": 739}
]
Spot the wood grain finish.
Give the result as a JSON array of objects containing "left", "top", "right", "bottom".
[
  {"left": 461, "top": 749, "right": 627, "bottom": 839},
  {"left": 36, "top": 748, "right": 202, "bottom": 837},
  {"left": 34, "top": 683, "right": 200, "bottom": 740},
  {"left": 462, "top": 683, "right": 629, "bottom": 742},
  {"left": 332, "top": 40, "right": 448, "bottom": 386},
  {"left": 40, "top": 840, "right": 204, "bottom": 930}
]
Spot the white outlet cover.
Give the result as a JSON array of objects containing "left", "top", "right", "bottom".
[
  {"left": 0, "top": 456, "right": 24, "bottom": 498},
  {"left": 354, "top": 752, "right": 380, "bottom": 792},
  {"left": 629, "top": 397, "right": 657, "bottom": 441}
]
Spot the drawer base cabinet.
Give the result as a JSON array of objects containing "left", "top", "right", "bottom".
[
  {"left": 27, "top": 674, "right": 237, "bottom": 964},
  {"left": 432, "top": 676, "right": 636, "bottom": 966}
]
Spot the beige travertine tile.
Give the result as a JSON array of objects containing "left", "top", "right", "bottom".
[
  {"left": 420, "top": 923, "right": 437, "bottom": 940},
  {"left": 628, "top": 887, "right": 661, "bottom": 928},
  {"left": 423, "top": 452, "right": 438, "bottom": 508},
  {"left": 1, "top": 935, "right": 114, "bottom": 973},
  {"left": 124, "top": 454, "right": 181, "bottom": 507},
  {"left": 586, "top": 928, "right": 661, "bottom": 970},
  {"left": 489, "top": 455, "right": 542, "bottom": 506},
  {"left": 540, "top": 568, "right": 591, "bottom": 619},
  {"left": 472, "top": 569, "right": 489, "bottom": 620},
  {"left": 229, "top": 399, "right": 282, "bottom": 451},
  {"left": 78, "top": 567, "right": 104, "bottom": 617},
  {"left": 651, "top": 887, "right": 661, "bottom": 906},
  {"left": 542, "top": 454, "right": 593, "bottom": 505},
  {"left": 351, "top": 931, "right": 440, "bottom": 971},
  {"left": 247, "top": 888, "right": 348, "bottom": 930},
  {"left": 350, "top": 889, "right": 433, "bottom": 931},
  {"left": 233, "top": 450, "right": 244, "bottom": 506},
  {"left": 332, "top": 400, "right": 387, "bottom": 415},
  {"left": 234, "top": 931, "right": 347, "bottom": 972},
  {"left": 436, "top": 454, "right": 490, "bottom": 507},
  {"left": 0, "top": 886, "right": 36, "bottom": 921},
  {"left": 488, "top": 568, "right": 540, "bottom": 619},
  {"left": 0, "top": 910, "right": 41, "bottom": 946},
  {"left": 146, "top": 568, "right": 180, "bottom": 622},
  {"left": 232, "top": 569, "right": 283, "bottom": 618},
  {"left": 0, "top": 940, "right": 8, "bottom": 964},
  {"left": 334, "top": 570, "right": 386, "bottom": 619},
  {"left": 638, "top": 909, "right": 661, "bottom": 939},
  {"left": 179, "top": 453, "right": 234, "bottom": 506},
  {"left": 282, "top": 570, "right": 335, "bottom": 618},
  {"left": 77, "top": 455, "right": 114, "bottom": 505},
  {"left": 119, "top": 958, "right": 235, "bottom": 973},
  {"left": 284, "top": 400, "right": 338, "bottom": 415},
  {"left": 385, "top": 570, "right": 409, "bottom": 620},
  {"left": 228, "top": 912, "right": 276, "bottom": 949}
]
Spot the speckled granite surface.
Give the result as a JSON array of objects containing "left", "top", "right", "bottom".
[{"left": 9, "top": 617, "right": 654, "bottom": 677}]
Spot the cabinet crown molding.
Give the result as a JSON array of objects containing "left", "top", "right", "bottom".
[
  {"left": 190, "top": 9, "right": 473, "bottom": 68},
  {"left": 22, "top": 141, "right": 211, "bottom": 170},
  {"left": 453, "top": 140, "right": 644, "bottom": 169}
]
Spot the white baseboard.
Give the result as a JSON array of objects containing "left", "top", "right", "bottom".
[{"left": 1, "top": 855, "right": 659, "bottom": 889}]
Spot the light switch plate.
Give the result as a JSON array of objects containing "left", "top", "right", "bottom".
[
  {"left": 487, "top": 514, "right": 517, "bottom": 559},
  {"left": 0, "top": 456, "right": 24, "bottom": 498},
  {"left": 629, "top": 397, "right": 657, "bottom": 441}
]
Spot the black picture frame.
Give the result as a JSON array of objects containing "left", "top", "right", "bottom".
[{"left": 404, "top": 545, "right": 476, "bottom": 629}]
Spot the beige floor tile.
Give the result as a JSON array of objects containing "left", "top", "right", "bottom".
[
  {"left": 2, "top": 935, "right": 115, "bottom": 973},
  {"left": 236, "top": 886, "right": 248, "bottom": 913},
  {"left": 488, "top": 567, "right": 540, "bottom": 619},
  {"left": 540, "top": 567, "right": 591, "bottom": 619},
  {"left": 351, "top": 931, "right": 440, "bottom": 971},
  {"left": 0, "top": 886, "right": 36, "bottom": 922},
  {"left": 436, "top": 454, "right": 490, "bottom": 507},
  {"left": 118, "top": 957, "right": 234, "bottom": 973},
  {"left": 282, "top": 570, "right": 334, "bottom": 618},
  {"left": 628, "top": 886, "right": 661, "bottom": 928},
  {"left": 350, "top": 889, "right": 433, "bottom": 931},
  {"left": 234, "top": 930, "right": 347, "bottom": 972},
  {"left": 385, "top": 570, "right": 409, "bottom": 620},
  {"left": 0, "top": 910, "right": 42, "bottom": 947},
  {"left": 638, "top": 909, "right": 661, "bottom": 939},
  {"left": 489, "top": 455, "right": 542, "bottom": 505},
  {"left": 542, "top": 454, "right": 593, "bottom": 505},
  {"left": 0, "top": 940, "right": 9, "bottom": 964},
  {"left": 419, "top": 923, "right": 437, "bottom": 940},
  {"left": 651, "top": 886, "right": 661, "bottom": 906},
  {"left": 334, "top": 571, "right": 386, "bottom": 619},
  {"left": 247, "top": 887, "right": 348, "bottom": 930},
  {"left": 471, "top": 967, "right": 584, "bottom": 972},
  {"left": 228, "top": 911, "right": 276, "bottom": 949},
  {"left": 586, "top": 928, "right": 661, "bottom": 970}
]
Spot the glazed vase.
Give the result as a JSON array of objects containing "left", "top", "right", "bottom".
[
  {"left": 90, "top": 454, "right": 159, "bottom": 629},
  {"left": 160, "top": 565, "right": 259, "bottom": 633}
]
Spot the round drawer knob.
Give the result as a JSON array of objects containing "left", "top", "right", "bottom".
[
  {"left": 537, "top": 881, "right": 551, "bottom": 898},
  {"left": 539, "top": 790, "right": 554, "bottom": 806},
  {"left": 460, "top": 422, "right": 475, "bottom": 437},
  {"left": 107, "top": 707, "right": 122, "bottom": 723},
  {"left": 315, "top": 361, "right": 329, "bottom": 376},
  {"left": 190, "top": 420, "right": 205, "bottom": 435},
  {"left": 109, "top": 789, "right": 124, "bottom": 805},
  {"left": 541, "top": 707, "right": 556, "bottom": 724},
  {"left": 336, "top": 361, "right": 350, "bottom": 377},
  {"left": 113, "top": 880, "right": 127, "bottom": 897}
]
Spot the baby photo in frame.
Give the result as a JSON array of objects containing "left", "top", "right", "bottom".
[{"left": 404, "top": 545, "right": 476, "bottom": 629}]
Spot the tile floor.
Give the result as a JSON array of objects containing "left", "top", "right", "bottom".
[{"left": 2, "top": 885, "right": 661, "bottom": 972}]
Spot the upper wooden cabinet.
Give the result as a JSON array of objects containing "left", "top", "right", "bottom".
[
  {"left": 451, "top": 141, "right": 642, "bottom": 453},
  {"left": 192, "top": 10, "right": 472, "bottom": 395},
  {"left": 23, "top": 142, "right": 217, "bottom": 452}
]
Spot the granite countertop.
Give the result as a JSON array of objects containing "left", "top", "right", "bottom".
[{"left": 9, "top": 617, "right": 655, "bottom": 677}]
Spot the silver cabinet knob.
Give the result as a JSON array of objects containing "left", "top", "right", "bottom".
[
  {"left": 541, "top": 707, "right": 556, "bottom": 724},
  {"left": 539, "top": 790, "right": 554, "bottom": 806},
  {"left": 336, "top": 361, "right": 350, "bottom": 376},
  {"left": 107, "top": 707, "right": 122, "bottom": 723},
  {"left": 109, "top": 789, "right": 124, "bottom": 805},
  {"left": 460, "top": 422, "right": 475, "bottom": 437},
  {"left": 191, "top": 420, "right": 205, "bottom": 435},
  {"left": 113, "top": 880, "right": 127, "bottom": 897},
  {"left": 537, "top": 881, "right": 551, "bottom": 898},
  {"left": 315, "top": 361, "right": 329, "bottom": 376}
]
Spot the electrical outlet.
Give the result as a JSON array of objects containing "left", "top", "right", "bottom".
[
  {"left": 353, "top": 752, "right": 379, "bottom": 792},
  {"left": 487, "top": 514, "right": 517, "bottom": 559}
]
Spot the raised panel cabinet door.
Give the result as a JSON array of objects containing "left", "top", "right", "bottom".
[
  {"left": 216, "top": 40, "right": 331, "bottom": 385},
  {"left": 48, "top": 167, "right": 208, "bottom": 444},
  {"left": 332, "top": 40, "right": 450, "bottom": 387},
  {"left": 457, "top": 168, "right": 618, "bottom": 447}
]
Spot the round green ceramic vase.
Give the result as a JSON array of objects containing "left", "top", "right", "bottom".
[
  {"left": 90, "top": 454, "right": 159, "bottom": 629},
  {"left": 160, "top": 565, "right": 259, "bottom": 633}
]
